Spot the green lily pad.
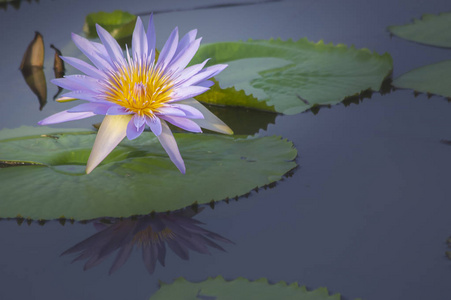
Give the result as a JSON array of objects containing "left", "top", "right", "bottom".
[
  {"left": 388, "top": 12, "right": 451, "bottom": 48},
  {"left": 0, "top": 127, "right": 297, "bottom": 220},
  {"left": 192, "top": 39, "right": 393, "bottom": 115},
  {"left": 83, "top": 10, "right": 137, "bottom": 40},
  {"left": 150, "top": 276, "right": 348, "bottom": 300},
  {"left": 393, "top": 59, "right": 451, "bottom": 98}
]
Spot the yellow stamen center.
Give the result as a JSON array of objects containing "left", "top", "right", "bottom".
[{"left": 103, "top": 60, "right": 174, "bottom": 117}]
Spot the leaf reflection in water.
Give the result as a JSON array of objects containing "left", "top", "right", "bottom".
[
  {"left": 62, "top": 207, "right": 233, "bottom": 275},
  {"left": 20, "top": 31, "right": 47, "bottom": 110}
]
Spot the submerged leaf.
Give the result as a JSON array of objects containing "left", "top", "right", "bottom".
[
  {"left": 388, "top": 12, "right": 451, "bottom": 48},
  {"left": 0, "top": 127, "right": 297, "bottom": 220},
  {"left": 192, "top": 39, "right": 393, "bottom": 115},
  {"left": 393, "top": 59, "right": 451, "bottom": 98},
  {"left": 83, "top": 10, "right": 137, "bottom": 42},
  {"left": 150, "top": 276, "right": 345, "bottom": 300}
]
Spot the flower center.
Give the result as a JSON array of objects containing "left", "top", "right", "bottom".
[
  {"left": 103, "top": 60, "right": 174, "bottom": 117},
  {"left": 133, "top": 226, "right": 175, "bottom": 246}
]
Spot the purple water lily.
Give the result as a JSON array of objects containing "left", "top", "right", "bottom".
[
  {"left": 62, "top": 208, "right": 233, "bottom": 275},
  {"left": 39, "top": 16, "right": 232, "bottom": 174}
]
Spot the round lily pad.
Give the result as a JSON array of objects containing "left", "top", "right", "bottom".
[
  {"left": 192, "top": 38, "right": 393, "bottom": 115},
  {"left": 0, "top": 127, "right": 297, "bottom": 220},
  {"left": 388, "top": 12, "right": 451, "bottom": 48},
  {"left": 393, "top": 59, "right": 451, "bottom": 98},
  {"left": 150, "top": 276, "right": 345, "bottom": 300}
]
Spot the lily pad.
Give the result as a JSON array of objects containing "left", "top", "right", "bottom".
[
  {"left": 0, "top": 127, "right": 297, "bottom": 220},
  {"left": 192, "top": 39, "right": 393, "bottom": 115},
  {"left": 150, "top": 276, "right": 346, "bottom": 300},
  {"left": 388, "top": 12, "right": 451, "bottom": 48},
  {"left": 393, "top": 59, "right": 451, "bottom": 98},
  {"left": 83, "top": 10, "right": 137, "bottom": 41}
]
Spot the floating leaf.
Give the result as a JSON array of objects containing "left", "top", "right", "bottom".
[
  {"left": 388, "top": 12, "right": 451, "bottom": 48},
  {"left": 192, "top": 39, "right": 393, "bottom": 115},
  {"left": 150, "top": 276, "right": 346, "bottom": 300},
  {"left": 0, "top": 127, "right": 297, "bottom": 220},
  {"left": 83, "top": 10, "right": 137, "bottom": 43},
  {"left": 393, "top": 59, "right": 451, "bottom": 98}
]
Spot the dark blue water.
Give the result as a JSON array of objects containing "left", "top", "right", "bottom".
[{"left": 1, "top": 0, "right": 451, "bottom": 299}]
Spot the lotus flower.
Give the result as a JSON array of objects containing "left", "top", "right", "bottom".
[
  {"left": 38, "top": 15, "right": 232, "bottom": 174},
  {"left": 62, "top": 208, "right": 233, "bottom": 275}
]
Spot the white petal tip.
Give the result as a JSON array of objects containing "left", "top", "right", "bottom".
[{"left": 224, "top": 126, "right": 234, "bottom": 135}]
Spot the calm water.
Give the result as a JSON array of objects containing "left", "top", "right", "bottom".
[{"left": 1, "top": 0, "right": 451, "bottom": 299}]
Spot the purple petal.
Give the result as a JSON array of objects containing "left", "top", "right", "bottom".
[
  {"left": 126, "top": 116, "right": 145, "bottom": 140},
  {"left": 67, "top": 102, "right": 111, "bottom": 115},
  {"left": 157, "top": 27, "right": 178, "bottom": 69},
  {"left": 91, "top": 41, "right": 112, "bottom": 63},
  {"left": 169, "top": 86, "right": 210, "bottom": 102},
  {"left": 173, "top": 59, "right": 209, "bottom": 86},
  {"left": 170, "top": 104, "right": 204, "bottom": 119},
  {"left": 156, "top": 106, "right": 186, "bottom": 117},
  {"left": 157, "top": 120, "right": 185, "bottom": 174},
  {"left": 71, "top": 33, "right": 113, "bottom": 72},
  {"left": 167, "top": 38, "right": 201, "bottom": 74},
  {"left": 38, "top": 110, "right": 95, "bottom": 125},
  {"left": 146, "top": 116, "right": 162, "bottom": 136},
  {"left": 95, "top": 24, "right": 126, "bottom": 67},
  {"left": 60, "top": 56, "right": 106, "bottom": 80},
  {"left": 147, "top": 14, "right": 156, "bottom": 59},
  {"left": 160, "top": 116, "right": 202, "bottom": 133},
  {"left": 197, "top": 80, "right": 215, "bottom": 88},
  {"left": 177, "top": 99, "right": 233, "bottom": 135},
  {"left": 132, "top": 17, "right": 148, "bottom": 59},
  {"left": 174, "top": 29, "right": 197, "bottom": 58},
  {"left": 133, "top": 114, "right": 146, "bottom": 129},
  {"left": 181, "top": 64, "right": 228, "bottom": 87},
  {"left": 61, "top": 90, "right": 102, "bottom": 102},
  {"left": 106, "top": 106, "right": 130, "bottom": 115},
  {"left": 52, "top": 75, "right": 101, "bottom": 92}
]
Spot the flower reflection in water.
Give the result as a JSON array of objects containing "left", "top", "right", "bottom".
[{"left": 62, "top": 208, "right": 233, "bottom": 274}]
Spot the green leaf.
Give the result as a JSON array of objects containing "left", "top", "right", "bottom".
[
  {"left": 192, "top": 39, "right": 393, "bottom": 115},
  {"left": 388, "top": 12, "right": 451, "bottom": 48},
  {"left": 150, "top": 276, "right": 345, "bottom": 300},
  {"left": 0, "top": 127, "right": 297, "bottom": 220},
  {"left": 393, "top": 59, "right": 451, "bottom": 98},
  {"left": 83, "top": 10, "right": 137, "bottom": 41}
]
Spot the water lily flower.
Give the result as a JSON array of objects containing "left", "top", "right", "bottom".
[
  {"left": 62, "top": 208, "right": 233, "bottom": 274},
  {"left": 38, "top": 15, "right": 232, "bottom": 174}
]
